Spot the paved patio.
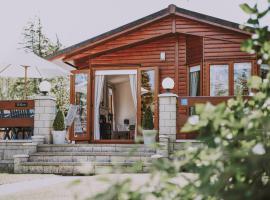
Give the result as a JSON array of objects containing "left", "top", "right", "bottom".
[{"left": 0, "top": 173, "right": 195, "bottom": 200}]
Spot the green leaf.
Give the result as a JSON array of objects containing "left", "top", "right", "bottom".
[
  {"left": 240, "top": 3, "right": 256, "bottom": 14},
  {"left": 247, "top": 18, "right": 259, "bottom": 25},
  {"left": 248, "top": 76, "right": 262, "bottom": 89},
  {"left": 258, "top": 9, "right": 269, "bottom": 18}
]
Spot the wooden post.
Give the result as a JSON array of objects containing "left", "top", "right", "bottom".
[{"left": 23, "top": 66, "right": 29, "bottom": 100}]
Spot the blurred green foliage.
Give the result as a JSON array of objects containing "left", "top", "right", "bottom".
[{"left": 90, "top": 2, "right": 270, "bottom": 200}]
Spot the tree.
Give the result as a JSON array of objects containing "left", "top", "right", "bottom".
[
  {"left": 0, "top": 17, "right": 69, "bottom": 112},
  {"left": 142, "top": 106, "right": 154, "bottom": 130}
]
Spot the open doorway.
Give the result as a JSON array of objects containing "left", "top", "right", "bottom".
[{"left": 93, "top": 70, "right": 137, "bottom": 141}]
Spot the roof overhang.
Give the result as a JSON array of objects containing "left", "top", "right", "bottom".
[{"left": 47, "top": 4, "right": 252, "bottom": 62}]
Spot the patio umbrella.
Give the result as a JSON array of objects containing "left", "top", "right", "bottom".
[{"left": 0, "top": 50, "right": 73, "bottom": 99}]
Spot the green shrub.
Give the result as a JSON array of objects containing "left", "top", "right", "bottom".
[
  {"left": 53, "top": 110, "right": 65, "bottom": 131},
  {"left": 90, "top": 2, "right": 270, "bottom": 200},
  {"left": 142, "top": 106, "right": 154, "bottom": 130}
]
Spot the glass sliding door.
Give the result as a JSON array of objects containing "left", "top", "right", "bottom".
[
  {"left": 93, "top": 70, "right": 137, "bottom": 142},
  {"left": 234, "top": 63, "right": 251, "bottom": 95},
  {"left": 138, "top": 68, "right": 159, "bottom": 134},
  {"left": 70, "top": 70, "right": 90, "bottom": 141},
  {"left": 189, "top": 65, "right": 200, "bottom": 96},
  {"left": 210, "top": 64, "right": 229, "bottom": 96}
]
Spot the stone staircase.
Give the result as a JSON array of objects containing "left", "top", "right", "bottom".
[{"left": 15, "top": 144, "right": 156, "bottom": 175}]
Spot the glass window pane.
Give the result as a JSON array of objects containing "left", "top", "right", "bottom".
[
  {"left": 210, "top": 65, "right": 229, "bottom": 96},
  {"left": 189, "top": 66, "right": 200, "bottom": 96},
  {"left": 74, "top": 74, "right": 88, "bottom": 135},
  {"left": 260, "top": 64, "right": 269, "bottom": 79},
  {"left": 141, "top": 70, "right": 155, "bottom": 127},
  {"left": 234, "top": 63, "right": 251, "bottom": 95}
]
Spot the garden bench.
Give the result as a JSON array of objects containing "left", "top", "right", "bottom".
[{"left": 0, "top": 100, "right": 34, "bottom": 140}]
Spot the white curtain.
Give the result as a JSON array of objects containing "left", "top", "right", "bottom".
[
  {"left": 190, "top": 71, "right": 199, "bottom": 96},
  {"left": 94, "top": 75, "right": 104, "bottom": 140},
  {"left": 112, "top": 88, "right": 116, "bottom": 131},
  {"left": 129, "top": 74, "right": 137, "bottom": 110},
  {"left": 129, "top": 74, "right": 137, "bottom": 138}
]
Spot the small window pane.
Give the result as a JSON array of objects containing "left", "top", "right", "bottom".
[
  {"left": 260, "top": 64, "right": 269, "bottom": 79},
  {"left": 74, "top": 74, "right": 88, "bottom": 135},
  {"left": 234, "top": 63, "right": 251, "bottom": 95},
  {"left": 189, "top": 66, "right": 200, "bottom": 96},
  {"left": 210, "top": 65, "right": 229, "bottom": 96}
]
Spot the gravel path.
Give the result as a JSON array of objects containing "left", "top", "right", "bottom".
[{"left": 0, "top": 173, "right": 195, "bottom": 200}]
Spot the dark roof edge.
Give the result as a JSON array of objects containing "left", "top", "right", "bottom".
[
  {"left": 47, "top": 5, "right": 251, "bottom": 60},
  {"left": 46, "top": 7, "right": 169, "bottom": 60},
  {"left": 175, "top": 7, "right": 244, "bottom": 32}
]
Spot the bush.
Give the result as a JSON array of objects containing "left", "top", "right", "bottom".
[
  {"left": 53, "top": 110, "right": 65, "bottom": 131},
  {"left": 90, "top": 2, "right": 270, "bottom": 200},
  {"left": 142, "top": 106, "right": 154, "bottom": 130}
]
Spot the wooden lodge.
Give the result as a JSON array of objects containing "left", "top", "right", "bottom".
[{"left": 48, "top": 4, "right": 263, "bottom": 143}]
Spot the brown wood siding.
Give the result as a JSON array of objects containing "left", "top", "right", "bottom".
[
  {"left": 186, "top": 35, "right": 203, "bottom": 64},
  {"left": 175, "top": 16, "right": 249, "bottom": 43},
  {"left": 74, "top": 57, "right": 89, "bottom": 69},
  {"left": 178, "top": 34, "right": 188, "bottom": 133},
  {"left": 91, "top": 35, "right": 176, "bottom": 93},
  {"left": 69, "top": 17, "right": 173, "bottom": 60},
  {"left": 203, "top": 37, "right": 255, "bottom": 61}
]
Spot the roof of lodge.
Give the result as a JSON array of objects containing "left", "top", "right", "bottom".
[{"left": 47, "top": 4, "right": 250, "bottom": 60}]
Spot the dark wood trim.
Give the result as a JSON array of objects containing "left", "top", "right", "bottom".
[
  {"left": 175, "top": 36, "right": 179, "bottom": 94},
  {"left": 0, "top": 118, "right": 34, "bottom": 128},
  {"left": 69, "top": 69, "right": 91, "bottom": 142},
  {"left": 137, "top": 67, "right": 159, "bottom": 136},
  {"left": 206, "top": 60, "right": 256, "bottom": 96},
  {"left": 179, "top": 96, "right": 251, "bottom": 108},
  {"left": 91, "top": 67, "right": 140, "bottom": 143},
  {"left": 92, "top": 140, "right": 135, "bottom": 144},
  {"left": 0, "top": 100, "right": 34, "bottom": 110}
]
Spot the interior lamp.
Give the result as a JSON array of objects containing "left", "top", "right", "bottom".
[
  {"left": 162, "top": 77, "right": 174, "bottom": 93},
  {"left": 39, "top": 80, "right": 51, "bottom": 96}
]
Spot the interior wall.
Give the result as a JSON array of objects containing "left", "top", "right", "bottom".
[{"left": 113, "top": 81, "right": 136, "bottom": 127}]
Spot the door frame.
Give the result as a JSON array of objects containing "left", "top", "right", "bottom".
[
  {"left": 137, "top": 67, "right": 159, "bottom": 137},
  {"left": 70, "top": 69, "right": 91, "bottom": 141},
  {"left": 91, "top": 66, "right": 139, "bottom": 144}
]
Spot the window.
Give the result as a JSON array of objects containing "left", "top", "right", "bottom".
[
  {"left": 140, "top": 69, "right": 157, "bottom": 129},
  {"left": 234, "top": 63, "right": 251, "bottom": 95},
  {"left": 189, "top": 66, "right": 200, "bottom": 96},
  {"left": 210, "top": 64, "right": 229, "bottom": 96},
  {"left": 260, "top": 64, "right": 269, "bottom": 79}
]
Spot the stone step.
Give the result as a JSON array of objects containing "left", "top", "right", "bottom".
[
  {"left": 0, "top": 160, "right": 13, "bottom": 173},
  {"left": 37, "top": 144, "right": 156, "bottom": 153},
  {"left": 31, "top": 151, "right": 154, "bottom": 157},
  {"left": 19, "top": 161, "right": 151, "bottom": 175},
  {"left": 29, "top": 152, "right": 153, "bottom": 163}
]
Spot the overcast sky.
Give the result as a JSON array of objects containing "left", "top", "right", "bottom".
[{"left": 0, "top": 0, "right": 269, "bottom": 55}]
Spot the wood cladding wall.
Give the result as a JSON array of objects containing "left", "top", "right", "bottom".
[
  {"left": 91, "top": 35, "right": 177, "bottom": 93},
  {"left": 186, "top": 35, "right": 203, "bottom": 65},
  {"left": 70, "top": 13, "right": 256, "bottom": 139}
]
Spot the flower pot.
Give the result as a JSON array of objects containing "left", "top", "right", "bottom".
[
  {"left": 52, "top": 130, "right": 66, "bottom": 144},
  {"left": 142, "top": 130, "right": 157, "bottom": 145}
]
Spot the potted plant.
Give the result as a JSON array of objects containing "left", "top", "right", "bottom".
[
  {"left": 52, "top": 110, "right": 66, "bottom": 144},
  {"left": 142, "top": 106, "right": 157, "bottom": 145}
]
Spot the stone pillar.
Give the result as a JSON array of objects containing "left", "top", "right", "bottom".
[
  {"left": 159, "top": 93, "right": 178, "bottom": 152},
  {"left": 34, "top": 96, "right": 56, "bottom": 144},
  {"left": 14, "top": 154, "right": 29, "bottom": 173}
]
